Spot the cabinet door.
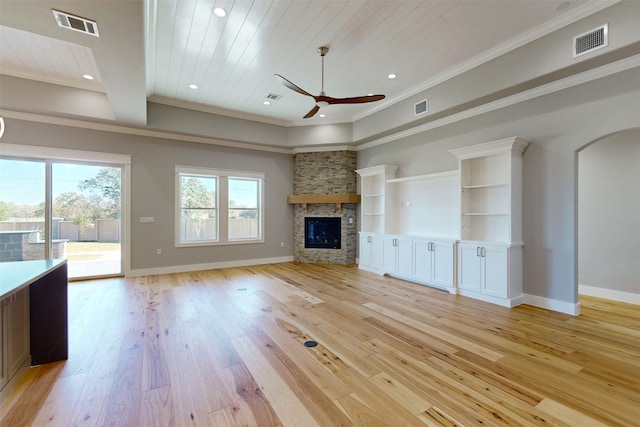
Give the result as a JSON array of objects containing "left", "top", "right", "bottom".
[
  {"left": 6, "top": 289, "right": 30, "bottom": 380},
  {"left": 396, "top": 237, "right": 413, "bottom": 277},
  {"left": 432, "top": 241, "right": 454, "bottom": 288},
  {"left": 412, "top": 239, "right": 433, "bottom": 282},
  {"left": 370, "top": 235, "right": 384, "bottom": 269},
  {"left": 359, "top": 234, "right": 372, "bottom": 267},
  {"left": 382, "top": 235, "right": 398, "bottom": 273},
  {"left": 458, "top": 243, "right": 482, "bottom": 291},
  {"left": 482, "top": 245, "right": 508, "bottom": 298}
]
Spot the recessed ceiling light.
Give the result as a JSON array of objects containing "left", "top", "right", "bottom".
[
  {"left": 263, "top": 101, "right": 270, "bottom": 105},
  {"left": 367, "top": 93, "right": 374, "bottom": 96},
  {"left": 388, "top": 73, "right": 397, "bottom": 80},
  {"left": 82, "top": 74, "right": 94, "bottom": 80},
  {"left": 212, "top": 7, "right": 227, "bottom": 17},
  {"left": 189, "top": 84, "right": 198, "bottom": 89},
  {"left": 319, "top": 114, "right": 326, "bottom": 118}
]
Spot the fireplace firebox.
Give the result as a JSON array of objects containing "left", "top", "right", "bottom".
[{"left": 304, "top": 217, "right": 341, "bottom": 249}]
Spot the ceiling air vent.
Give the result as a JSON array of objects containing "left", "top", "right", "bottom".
[
  {"left": 573, "top": 24, "right": 607, "bottom": 58},
  {"left": 414, "top": 99, "right": 428, "bottom": 116},
  {"left": 52, "top": 10, "right": 99, "bottom": 37},
  {"left": 266, "top": 93, "right": 283, "bottom": 101}
]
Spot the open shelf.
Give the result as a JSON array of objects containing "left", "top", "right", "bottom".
[
  {"left": 462, "top": 183, "right": 507, "bottom": 189},
  {"left": 356, "top": 165, "right": 398, "bottom": 234},
  {"left": 450, "top": 137, "right": 529, "bottom": 243}
]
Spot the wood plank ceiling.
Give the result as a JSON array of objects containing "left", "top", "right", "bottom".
[{"left": 0, "top": 0, "right": 615, "bottom": 126}]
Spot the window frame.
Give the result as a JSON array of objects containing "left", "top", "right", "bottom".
[{"left": 175, "top": 166, "right": 264, "bottom": 247}]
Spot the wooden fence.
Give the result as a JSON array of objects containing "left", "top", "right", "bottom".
[{"left": 0, "top": 219, "right": 120, "bottom": 242}]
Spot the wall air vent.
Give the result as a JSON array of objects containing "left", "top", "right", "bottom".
[
  {"left": 52, "top": 10, "right": 99, "bottom": 37},
  {"left": 414, "top": 99, "right": 428, "bottom": 116},
  {"left": 573, "top": 24, "right": 607, "bottom": 58}
]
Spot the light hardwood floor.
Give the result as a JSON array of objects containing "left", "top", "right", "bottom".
[{"left": 1, "top": 262, "right": 639, "bottom": 426}]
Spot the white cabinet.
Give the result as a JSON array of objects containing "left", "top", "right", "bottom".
[
  {"left": 382, "top": 235, "right": 412, "bottom": 277},
  {"left": 1, "top": 288, "right": 30, "bottom": 392},
  {"left": 358, "top": 232, "right": 383, "bottom": 273},
  {"left": 450, "top": 137, "right": 529, "bottom": 307},
  {"left": 413, "top": 239, "right": 455, "bottom": 290},
  {"left": 457, "top": 242, "right": 522, "bottom": 306},
  {"left": 458, "top": 243, "right": 506, "bottom": 295}
]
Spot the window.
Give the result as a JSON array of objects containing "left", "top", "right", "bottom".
[
  {"left": 177, "top": 172, "right": 217, "bottom": 244},
  {"left": 228, "top": 177, "right": 261, "bottom": 240},
  {"left": 176, "top": 167, "right": 264, "bottom": 246}
]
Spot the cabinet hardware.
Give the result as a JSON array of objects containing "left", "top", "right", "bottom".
[{"left": 476, "top": 246, "right": 481, "bottom": 257}]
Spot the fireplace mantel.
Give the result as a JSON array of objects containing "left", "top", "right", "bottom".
[{"left": 287, "top": 194, "right": 361, "bottom": 213}]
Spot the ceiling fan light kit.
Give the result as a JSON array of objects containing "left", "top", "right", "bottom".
[{"left": 275, "top": 46, "right": 385, "bottom": 119}]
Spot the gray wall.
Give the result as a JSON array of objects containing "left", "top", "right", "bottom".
[
  {"left": 357, "top": 67, "right": 640, "bottom": 305},
  {"left": 578, "top": 129, "right": 640, "bottom": 295},
  {"left": 353, "top": 1, "right": 640, "bottom": 143},
  {"left": 2, "top": 119, "right": 294, "bottom": 272}
]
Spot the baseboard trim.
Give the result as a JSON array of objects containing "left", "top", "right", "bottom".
[
  {"left": 579, "top": 285, "right": 640, "bottom": 305},
  {"left": 523, "top": 293, "right": 581, "bottom": 316},
  {"left": 127, "top": 256, "right": 294, "bottom": 277}
]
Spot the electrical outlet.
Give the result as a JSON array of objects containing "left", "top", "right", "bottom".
[
  {"left": 280, "top": 242, "right": 285, "bottom": 247},
  {"left": 156, "top": 248, "right": 161, "bottom": 255}
]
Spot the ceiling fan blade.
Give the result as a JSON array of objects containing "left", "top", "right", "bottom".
[
  {"left": 274, "top": 74, "right": 314, "bottom": 98},
  {"left": 303, "top": 105, "right": 320, "bottom": 119},
  {"left": 326, "top": 94, "right": 386, "bottom": 105}
]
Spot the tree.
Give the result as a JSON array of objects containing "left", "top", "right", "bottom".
[
  {"left": 0, "top": 201, "right": 8, "bottom": 221},
  {"left": 238, "top": 210, "right": 257, "bottom": 219},
  {"left": 78, "top": 168, "right": 121, "bottom": 219},
  {"left": 53, "top": 192, "right": 96, "bottom": 236},
  {"left": 181, "top": 177, "right": 216, "bottom": 238},
  {"left": 181, "top": 177, "right": 215, "bottom": 216},
  {"left": 34, "top": 202, "right": 46, "bottom": 218}
]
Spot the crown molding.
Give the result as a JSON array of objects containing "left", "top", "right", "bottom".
[
  {"left": 351, "top": 0, "right": 621, "bottom": 122},
  {"left": 356, "top": 53, "right": 640, "bottom": 151},
  {"left": 0, "top": 109, "right": 293, "bottom": 155}
]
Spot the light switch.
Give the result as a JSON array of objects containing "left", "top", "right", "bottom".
[{"left": 140, "top": 216, "right": 155, "bottom": 223}]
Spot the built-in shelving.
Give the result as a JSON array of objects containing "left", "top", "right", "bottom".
[
  {"left": 356, "top": 164, "right": 398, "bottom": 234},
  {"left": 449, "top": 136, "right": 529, "bottom": 307},
  {"left": 450, "top": 137, "right": 528, "bottom": 242}
]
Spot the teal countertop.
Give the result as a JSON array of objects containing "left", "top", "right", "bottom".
[{"left": 0, "top": 259, "right": 67, "bottom": 300}]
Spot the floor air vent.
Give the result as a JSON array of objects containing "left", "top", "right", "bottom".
[
  {"left": 414, "top": 99, "right": 428, "bottom": 116},
  {"left": 52, "top": 10, "right": 99, "bottom": 37},
  {"left": 573, "top": 24, "right": 607, "bottom": 58}
]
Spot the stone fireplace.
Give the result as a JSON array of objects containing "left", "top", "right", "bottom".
[{"left": 291, "top": 151, "right": 358, "bottom": 264}]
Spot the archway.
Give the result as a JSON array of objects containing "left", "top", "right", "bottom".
[{"left": 576, "top": 128, "right": 640, "bottom": 304}]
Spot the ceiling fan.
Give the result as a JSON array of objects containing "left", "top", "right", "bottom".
[{"left": 275, "top": 46, "right": 385, "bottom": 119}]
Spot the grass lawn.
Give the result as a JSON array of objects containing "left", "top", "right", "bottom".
[{"left": 66, "top": 242, "right": 121, "bottom": 262}]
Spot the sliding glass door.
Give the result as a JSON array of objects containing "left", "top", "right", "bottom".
[
  {"left": 52, "top": 163, "right": 122, "bottom": 278},
  {"left": 0, "top": 158, "right": 46, "bottom": 261},
  {"left": 0, "top": 146, "right": 128, "bottom": 280}
]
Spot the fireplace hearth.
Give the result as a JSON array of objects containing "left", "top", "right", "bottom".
[{"left": 305, "top": 217, "right": 341, "bottom": 249}]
